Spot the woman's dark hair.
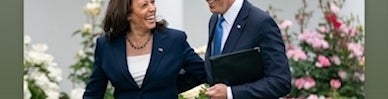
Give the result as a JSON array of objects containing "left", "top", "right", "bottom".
[{"left": 103, "top": 0, "right": 167, "bottom": 41}]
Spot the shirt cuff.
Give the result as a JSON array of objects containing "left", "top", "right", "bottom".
[{"left": 227, "top": 86, "right": 233, "bottom": 99}]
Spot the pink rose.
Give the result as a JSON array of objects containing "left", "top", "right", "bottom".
[
  {"left": 340, "top": 25, "right": 358, "bottom": 37},
  {"left": 330, "top": 79, "right": 341, "bottom": 89},
  {"left": 330, "top": 55, "right": 341, "bottom": 65},
  {"left": 325, "top": 13, "right": 342, "bottom": 29},
  {"left": 349, "top": 27, "right": 357, "bottom": 37},
  {"left": 347, "top": 42, "right": 364, "bottom": 58},
  {"left": 300, "top": 30, "right": 329, "bottom": 50},
  {"left": 318, "top": 26, "right": 329, "bottom": 33},
  {"left": 306, "top": 94, "right": 318, "bottom": 99},
  {"left": 294, "top": 78, "right": 305, "bottom": 89},
  {"left": 338, "top": 70, "right": 348, "bottom": 80},
  {"left": 279, "top": 20, "right": 293, "bottom": 30},
  {"left": 294, "top": 77, "right": 316, "bottom": 90},
  {"left": 303, "top": 77, "right": 316, "bottom": 90},
  {"left": 286, "top": 47, "right": 308, "bottom": 61},
  {"left": 354, "top": 72, "right": 365, "bottom": 82},
  {"left": 330, "top": 2, "right": 340, "bottom": 14},
  {"left": 316, "top": 55, "right": 331, "bottom": 68}
]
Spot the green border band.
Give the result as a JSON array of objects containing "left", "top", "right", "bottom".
[
  {"left": 0, "top": 0, "right": 23, "bottom": 98},
  {"left": 365, "top": 0, "right": 388, "bottom": 99}
]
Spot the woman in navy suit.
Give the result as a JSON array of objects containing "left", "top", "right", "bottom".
[{"left": 82, "top": 0, "right": 206, "bottom": 98}]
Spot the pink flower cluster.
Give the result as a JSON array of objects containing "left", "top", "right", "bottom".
[
  {"left": 286, "top": 46, "right": 308, "bottom": 61},
  {"left": 337, "top": 70, "right": 348, "bottom": 80},
  {"left": 299, "top": 29, "right": 329, "bottom": 49},
  {"left": 279, "top": 20, "right": 293, "bottom": 30},
  {"left": 306, "top": 94, "right": 330, "bottom": 99},
  {"left": 347, "top": 42, "right": 364, "bottom": 58},
  {"left": 339, "top": 25, "right": 358, "bottom": 37},
  {"left": 330, "top": 79, "right": 341, "bottom": 89},
  {"left": 354, "top": 72, "right": 365, "bottom": 82},
  {"left": 315, "top": 55, "right": 331, "bottom": 68},
  {"left": 294, "top": 76, "right": 316, "bottom": 90}
]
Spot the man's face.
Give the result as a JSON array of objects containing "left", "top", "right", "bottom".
[{"left": 205, "top": 0, "right": 233, "bottom": 14}]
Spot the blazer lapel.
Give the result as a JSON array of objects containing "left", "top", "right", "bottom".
[
  {"left": 208, "top": 14, "right": 218, "bottom": 44},
  {"left": 113, "top": 35, "right": 139, "bottom": 88},
  {"left": 222, "top": 1, "right": 250, "bottom": 53},
  {"left": 141, "top": 30, "right": 168, "bottom": 88}
]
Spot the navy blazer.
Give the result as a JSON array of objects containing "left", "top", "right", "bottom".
[
  {"left": 205, "top": 0, "right": 291, "bottom": 98},
  {"left": 83, "top": 28, "right": 206, "bottom": 99}
]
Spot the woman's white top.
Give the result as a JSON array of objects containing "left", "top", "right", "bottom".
[{"left": 127, "top": 54, "right": 151, "bottom": 87}]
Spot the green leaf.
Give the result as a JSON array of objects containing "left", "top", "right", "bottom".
[{"left": 72, "top": 30, "right": 81, "bottom": 36}]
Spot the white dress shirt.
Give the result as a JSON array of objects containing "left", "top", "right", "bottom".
[{"left": 218, "top": 0, "right": 244, "bottom": 98}]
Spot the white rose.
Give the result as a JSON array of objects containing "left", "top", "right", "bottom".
[
  {"left": 77, "top": 50, "right": 87, "bottom": 58},
  {"left": 70, "top": 88, "right": 86, "bottom": 99},
  {"left": 75, "top": 67, "right": 90, "bottom": 75},
  {"left": 31, "top": 43, "right": 48, "bottom": 52},
  {"left": 24, "top": 80, "right": 31, "bottom": 99},
  {"left": 92, "top": 0, "right": 104, "bottom": 3},
  {"left": 82, "top": 24, "right": 93, "bottom": 34},
  {"left": 45, "top": 89, "right": 60, "bottom": 99},
  {"left": 85, "top": 2, "right": 101, "bottom": 17},
  {"left": 26, "top": 51, "right": 54, "bottom": 65},
  {"left": 180, "top": 84, "right": 206, "bottom": 99},
  {"left": 29, "top": 71, "right": 51, "bottom": 89},
  {"left": 47, "top": 66, "right": 63, "bottom": 82},
  {"left": 194, "top": 45, "right": 207, "bottom": 55},
  {"left": 24, "top": 35, "right": 31, "bottom": 45}
]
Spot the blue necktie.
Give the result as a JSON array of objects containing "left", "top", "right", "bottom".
[{"left": 213, "top": 16, "right": 225, "bottom": 56}]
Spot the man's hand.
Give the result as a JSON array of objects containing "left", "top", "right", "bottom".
[{"left": 205, "top": 83, "right": 228, "bottom": 99}]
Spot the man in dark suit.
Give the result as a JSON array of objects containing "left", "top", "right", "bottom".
[{"left": 204, "top": 0, "right": 291, "bottom": 98}]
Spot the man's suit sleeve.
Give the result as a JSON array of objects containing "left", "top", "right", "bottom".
[
  {"left": 231, "top": 18, "right": 291, "bottom": 99},
  {"left": 83, "top": 37, "right": 108, "bottom": 99}
]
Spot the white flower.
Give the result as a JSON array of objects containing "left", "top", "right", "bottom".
[
  {"left": 194, "top": 45, "right": 207, "bottom": 55},
  {"left": 77, "top": 67, "right": 89, "bottom": 75},
  {"left": 24, "top": 36, "right": 64, "bottom": 98},
  {"left": 26, "top": 50, "right": 54, "bottom": 65},
  {"left": 31, "top": 43, "right": 48, "bottom": 52},
  {"left": 180, "top": 84, "right": 206, "bottom": 99},
  {"left": 70, "top": 88, "right": 86, "bottom": 99},
  {"left": 82, "top": 24, "right": 93, "bottom": 34},
  {"left": 45, "top": 88, "right": 61, "bottom": 99},
  {"left": 24, "top": 35, "right": 31, "bottom": 45},
  {"left": 29, "top": 71, "right": 50, "bottom": 89},
  {"left": 77, "top": 50, "right": 87, "bottom": 58},
  {"left": 85, "top": 2, "right": 101, "bottom": 17},
  {"left": 24, "top": 80, "right": 31, "bottom": 99},
  {"left": 92, "top": 0, "right": 105, "bottom": 3},
  {"left": 47, "top": 66, "right": 63, "bottom": 82}
]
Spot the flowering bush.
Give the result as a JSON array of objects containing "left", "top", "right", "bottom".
[
  {"left": 24, "top": 35, "right": 68, "bottom": 99},
  {"left": 269, "top": 0, "right": 364, "bottom": 98}
]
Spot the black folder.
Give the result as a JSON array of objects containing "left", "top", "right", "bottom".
[{"left": 209, "top": 47, "right": 264, "bottom": 86}]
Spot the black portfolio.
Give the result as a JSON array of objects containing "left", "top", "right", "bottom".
[{"left": 210, "top": 47, "right": 263, "bottom": 86}]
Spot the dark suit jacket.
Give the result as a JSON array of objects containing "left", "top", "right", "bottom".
[
  {"left": 83, "top": 28, "right": 206, "bottom": 99},
  {"left": 205, "top": 0, "right": 291, "bottom": 98}
]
